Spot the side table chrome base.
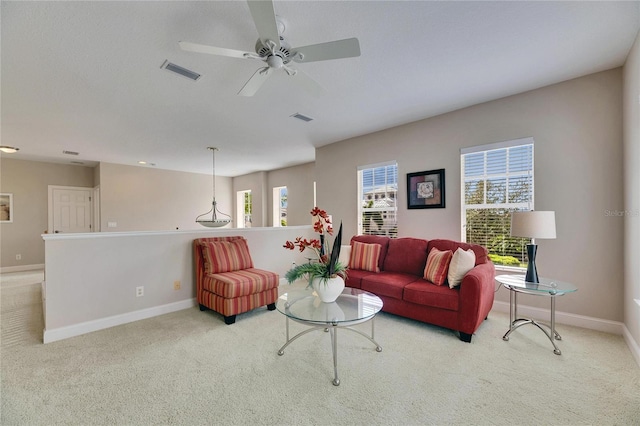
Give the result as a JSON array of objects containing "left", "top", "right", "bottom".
[
  {"left": 504, "top": 287, "right": 564, "bottom": 355},
  {"left": 502, "top": 318, "right": 563, "bottom": 355},
  {"left": 277, "top": 316, "right": 382, "bottom": 386}
]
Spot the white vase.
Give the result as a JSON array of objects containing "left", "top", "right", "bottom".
[{"left": 311, "top": 276, "right": 345, "bottom": 303}]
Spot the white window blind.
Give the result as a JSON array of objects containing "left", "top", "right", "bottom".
[
  {"left": 358, "top": 162, "right": 398, "bottom": 237},
  {"left": 461, "top": 139, "right": 534, "bottom": 267}
]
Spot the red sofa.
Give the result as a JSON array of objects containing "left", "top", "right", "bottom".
[{"left": 346, "top": 235, "right": 495, "bottom": 342}]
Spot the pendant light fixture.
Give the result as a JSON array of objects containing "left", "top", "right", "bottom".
[{"left": 196, "top": 147, "right": 232, "bottom": 228}]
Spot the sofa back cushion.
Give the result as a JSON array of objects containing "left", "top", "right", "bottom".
[
  {"left": 200, "top": 238, "right": 254, "bottom": 274},
  {"left": 350, "top": 235, "right": 390, "bottom": 271},
  {"left": 427, "top": 239, "right": 488, "bottom": 265},
  {"left": 383, "top": 237, "right": 429, "bottom": 276},
  {"left": 349, "top": 241, "right": 382, "bottom": 272}
]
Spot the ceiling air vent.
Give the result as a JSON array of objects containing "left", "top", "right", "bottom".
[
  {"left": 290, "top": 113, "right": 314, "bottom": 122},
  {"left": 63, "top": 150, "right": 79, "bottom": 156},
  {"left": 161, "top": 60, "right": 201, "bottom": 81}
]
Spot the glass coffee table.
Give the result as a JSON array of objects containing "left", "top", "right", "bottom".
[{"left": 276, "top": 287, "right": 383, "bottom": 386}]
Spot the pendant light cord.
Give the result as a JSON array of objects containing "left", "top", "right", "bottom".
[{"left": 196, "top": 147, "right": 231, "bottom": 226}]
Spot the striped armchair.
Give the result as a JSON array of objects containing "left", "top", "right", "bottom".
[{"left": 194, "top": 236, "right": 279, "bottom": 324}]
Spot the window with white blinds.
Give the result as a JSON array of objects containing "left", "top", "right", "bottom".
[
  {"left": 358, "top": 162, "right": 398, "bottom": 237},
  {"left": 461, "top": 138, "right": 534, "bottom": 267}
]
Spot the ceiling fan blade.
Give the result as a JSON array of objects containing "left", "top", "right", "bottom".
[
  {"left": 238, "top": 67, "right": 273, "bottom": 97},
  {"left": 178, "top": 41, "right": 251, "bottom": 59},
  {"left": 247, "top": 0, "right": 280, "bottom": 50},
  {"left": 287, "top": 66, "right": 323, "bottom": 98},
  {"left": 292, "top": 38, "right": 361, "bottom": 63}
]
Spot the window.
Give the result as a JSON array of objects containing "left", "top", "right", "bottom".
[
  {"left": 461, "top": 138, "right": 534, "bottom": 267},
  {"left": 236, "top": 190, "right": 252, "bottom": 228},
  {"left": 358, "top": 162, "right": 398, "bottom": 237},
  {"left": 273, "top": 186, "right": 287, "bottom": 227}
]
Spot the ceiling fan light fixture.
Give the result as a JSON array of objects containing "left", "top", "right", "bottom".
[
  {"left": 196, "top": 147, "right": 232, "bottom": 228},
  {"left": 0, "top": 146, "right": 20, "bottom": 153}
]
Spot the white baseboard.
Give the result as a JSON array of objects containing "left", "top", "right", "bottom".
[
  {"left": 1, "top": 264, "right": 45, "bottom": 274},
  {"left": 43, "top": 298, "right": 197, "bottom": 344},
  {"left": 622, "top": 325, "right": 640, "bottom": 368},
  {"left": 491, "top": 300, "right": 624, "bottom": 335}
]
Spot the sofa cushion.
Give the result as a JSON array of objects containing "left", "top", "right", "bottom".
[
  {"left": 361, "top": 272, "right": 419, "bottom": 299},
  {"left": 448, "top": 248, "right": 476, "bottom": 288},
  {"left": 383, "top": 237, "right": 429, "bottom": 276},
  {"left": 428, "top": 239, "right": 488, "bottom": 265},
  {"left": 351, "top": 235, "right": 390, "bottom": 271},
  {"left": 345, "top": 269, "right": 377, "bottom": 289},
  {"left": 200, "top": 239, "right": 254, "bottom": 274},
  {"left": 203, "top": 268, "right": 279, "bottom": 298},
  {"left": 403, "top": 280, "right": 460, "bottom": 311},
  {"left": 350, "top": 241, "right": 382, "bottom": 272},
  {"left": 424, "top": 248, "right": 453, "bottom": 286}
]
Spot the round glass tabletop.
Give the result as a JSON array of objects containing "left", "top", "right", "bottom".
[{"left": 276, "top": 287, "right": 383, "bottom": 325}]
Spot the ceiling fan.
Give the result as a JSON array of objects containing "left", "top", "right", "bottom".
[{"left": 178, "top": 0, "right": 361, "bottom": 97}]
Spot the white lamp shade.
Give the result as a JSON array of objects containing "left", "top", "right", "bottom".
[{"left": 511, "top": 211, "right": 556, "bottom": 239}]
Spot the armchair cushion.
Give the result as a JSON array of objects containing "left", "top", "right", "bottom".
[
  {"left": 201, "top": 239, "right": 254, "bottom": 274},
  {"left": 204, "top": 269, "right": 279, "bottom": 298}
]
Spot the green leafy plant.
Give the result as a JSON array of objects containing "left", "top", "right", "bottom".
[{"left": 283, "top": 207, "right": 347, "bottom": 286}]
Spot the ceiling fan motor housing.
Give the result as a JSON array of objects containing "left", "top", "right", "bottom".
[{"left": 255, "top": 37, "right": 293, "bottom": 65}]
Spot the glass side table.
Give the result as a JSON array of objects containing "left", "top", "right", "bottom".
[{"left": 496, "top": 274, "right": 577, "bottom": 355}]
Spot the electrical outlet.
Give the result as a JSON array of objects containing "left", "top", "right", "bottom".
[
  {"left": 173, "top": 280, "right": 181, "bottom": 290},
  {"left": 16, "top": 254, "right": 21, "bottom": 260},
  {"left": 136, "top": 286, "right": 144, "bottom": 297}
]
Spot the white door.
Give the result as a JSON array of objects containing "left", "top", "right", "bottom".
[{"left": 51, "top": 188, "right": 92, "bottom": 234}]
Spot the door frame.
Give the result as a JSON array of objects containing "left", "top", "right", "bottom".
[{"left": 47, "top": 185, "right": 95, "bottom": 234}]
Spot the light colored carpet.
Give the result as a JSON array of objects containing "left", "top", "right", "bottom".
[{"left": 1, "top": 282, "right": 639, "bottom": 425}]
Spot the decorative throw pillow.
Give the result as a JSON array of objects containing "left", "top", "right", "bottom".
[
  {"left": 447, "top": 247, "right": 476, "bottom": 288},
  {"left": 338, "top": 245, "right": 352, "bottom": 268},
  {"left": 201, "top": 239, "right": 254, "bottom": 274},
  {"left": 349, "top": 241, "right": 381, "bottom": 272},
  {"left": 423, "top": 248, "right": 453, "bottom": 286}
]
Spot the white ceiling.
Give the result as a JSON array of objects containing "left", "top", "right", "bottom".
[{"left": 2, "top": 1, "right": 639, "bottom": 177}]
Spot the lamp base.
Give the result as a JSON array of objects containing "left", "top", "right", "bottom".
[{"left": 525, "top": 244, "right": 539, "bottom": 283}]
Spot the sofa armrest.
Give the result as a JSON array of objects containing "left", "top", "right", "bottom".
[{"left": 457, "top": 262, "right": 496, "bottom": 334}]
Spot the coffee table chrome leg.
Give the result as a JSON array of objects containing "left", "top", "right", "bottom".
[{"left": 330, "top": 326, "right": 340, "bottom": 386}]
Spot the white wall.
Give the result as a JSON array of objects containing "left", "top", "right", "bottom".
[
  {"left": 42, "top": 226, "right": 315, "bottom": 343},
  {"left": 623, "top": 29, "right": 640, "bottom": 364},
  {"left": 233, "top": 171, "right": 267, "bottom": 227},
  {"left": 99, "top": 162, "right": 232, "bottom": 232},
  {"left": 266, "top": 162, "right": 316, "bottom": 226},
  {"left": 0, "top": 158, "right": 95, "bottom": 269},
  {"left": 317, "top": 69, "right": 624, "bottom": 324}
]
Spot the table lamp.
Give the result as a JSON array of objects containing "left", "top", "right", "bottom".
[{"left": 510, "top": 211, "right": 556, "bottom": 283}]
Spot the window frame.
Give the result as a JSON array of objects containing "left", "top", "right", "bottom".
[
  {"left": 357, "top": 161, "right": 398, "bottom": 238},
  {"left": 460, "top": 137, "right": 534, "bottom": 268}
]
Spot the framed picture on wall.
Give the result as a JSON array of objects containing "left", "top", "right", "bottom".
[
  {"left": 407, "top": 169, "right": 445, "bottom": 209},
  {"left": 0, "top": 193, "right": 13, "bottom": 222}
]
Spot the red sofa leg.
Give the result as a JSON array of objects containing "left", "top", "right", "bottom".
[
  {"left": 224, "top": 315, "right": 236, "bottom": 325},
  {"left": 459, "top": 332, "right": 472, "bottom": 343},
  {"left": 267, "top": 303, "right": 276, "bottom": 311},
  {"left": 199, "top": 304, "right": 208, "bottom": 311}
]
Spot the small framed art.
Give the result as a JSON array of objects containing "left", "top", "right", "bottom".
[
  {"left": 0, "top": 193, "right": 13, "bottom": 222},
  {"left": 407, "top": 169, "right": 445, "bottom": 209}
]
